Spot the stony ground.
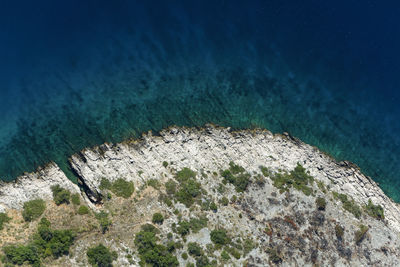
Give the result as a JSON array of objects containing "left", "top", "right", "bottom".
[{"left": 1, "top": 125, "right": 400, "bottom": 266}]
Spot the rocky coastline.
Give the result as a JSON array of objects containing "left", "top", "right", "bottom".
[{"left": 1, "top": 124, "right": 400, "bottom": 266}]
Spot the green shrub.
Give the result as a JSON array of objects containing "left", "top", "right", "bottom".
[
  {"left": 22, "top": 199, "right": 46, "bottom": 222},
  {"left": 181, "top": 252, "right": 188, "bottom": 260},
  {"left": 163, "top": 161, "right": 168, "bottom": 167},
  {"left": 71, "top": 193, "right": 81, "bottom": 205},
  {"left": 189, "top": 216, "right": 208, "bottom": 233},
  {"left": 335, "top": 193, "right": 362, "bottom": 219},
  {"left": 221, "top": 250, "right": 230, "bottom": 261},
  {"left": 260, "top": 166, "right": 272, "bottom": 177},
  {"left": 209, "top": 202, "right": 218, "bottom": 212},
  {"left": 165, "top": 180, "right": 177, "bottom": 195},
  {"left": 152, "top": 213, "right": 164, "bottom": 225},
  {"left": 355, "top": 224, "right": 369, "bottom": 244},
  {"left": 134, "top": 224, "right": 178, "bottom": 266},
  {"left": 335, "top": 224, "right": 344, "bottom": 240},
  {"left": 316, "top": 197, "right": 326, "bottom": 211},
  {"left": 51, "top": 185, "right": 71, "bottom": 205},
  {"left": 210, "top": 229, "right": 229, "bottom": 245},
  {"left": 270, "top": 163, "right": 314, "bottom": 196},
  {"left": 176, "top": 168, "right": 196, "bottom": 182},
  {"left": 147, "top": 179, "right": 161, "bottom": 190},
  {"left": 111, "top": 179, "right": 134, "bottom": 198},
  {"left": 175, "top": 179, "right": 202, "bottom": 207},
  {"left": 187, "top": 242, "right": 203, "bottom": 257},
  {"left": 3, "top": 244, "right": 40, "bottom": 266},
  {"left": 196, "top": 255, "right": 210, "bottom": 267},
  {"left": 96, "top": 211, "right": 112, "bottom": 233},
  {"left": 33, "top": 218, "right": 76, "bottom": 258},
  {"left": 365, "top": 199, "right": 384, "bottom": 220},
  {"left": 177, "top": 220, "right": 191, "bottom": 237},
  {"left": 78, "top": 205, "right": 90, "bottom": 215},
  {"left": 99, "top": 178, "right": 112, "bottom": 190},
  {"left": 220, "top": 162, "right": 251, "bottom": 192},
  {"left": 226, "top": 246, "right": 241, "bottom": 259},
  {"left": 0, "top": 212, "right": 11, "bottom": 230},
  {"left": 87, "top": 244, "right": 117, "bottom": 267}
]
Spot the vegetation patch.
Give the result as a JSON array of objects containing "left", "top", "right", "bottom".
[
  {"left": 268, "top": 163, "right": 314, "bottom": 196},
  {"left": 354, "top": 224, "right": 369, "bottom": 245},
  {"left": 220, "top": 162, "right": 251, "bottom": 192},
  {"left": 22, "top": 199, "right": 46, "bottom": 222},
  {"left": 78, "top": 205, "right": 90, "bottom": 215},
  {"left": 111, "top": 178, "right": 134, "bottom": 199},
  {"left": 316, "top": 197, "right": 327, "bottom": 211},
  {"left": 172, "top": 168, "right": 202, "bottom": 207},
  {"left": 333, "top": 192, "right": 362, "bottom": 219},
  {"left": 152, "top": 212, "right": 164, "bottom": 225},
  {"left": 335, "top": 224, "right": 344, "bottom": 240},
  {"left": 96, "top": 211, "right": 112, "bottom": 233},
  {"left": 364, "top": 199, "right": 384, "bottom": 220},
  {"left": 51, "top": 185, "right": 71, "bottom": 205},
  {"left": 71, "top": 193, "right": 81, "bottom": 205},
  {"left": 134, "top": 224, "right": 178, "bottom": 266},
  {"left": 147, "top": 179, "right": 161, "bottom": 190},
  {"left": 210, "top": 229, "right": 229, "bottom": 246},
  {"left": 2, "top": 217, "right": 75, "bottom": 266},
  {"left": 0, "top": 212, "right": 11, "bottom": 230},
  {"left": 87, "top": 244, "right": 117, "bottom": 267}
]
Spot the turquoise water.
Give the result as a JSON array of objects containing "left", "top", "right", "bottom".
[{"left": 1, "top": 1, "right": 400, "bottom": 201}]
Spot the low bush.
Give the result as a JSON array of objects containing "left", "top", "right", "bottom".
[
  {"left": 147, "top": 179, "right": 161, "bottom": 190},
  {"left": 111, "top": 178, "right": 134, "bottom": 198},
  {"left": 99, "top": 178, "right": 112, "bottom": 190},
  {"left": 210, "top": 229, "right": 229, "bottom": 246},
  {"left": 334, "top": 193, "right": 362, "bottom": 219},
  {"left": 175, "top": 167, "right": 196, "bottom": 182},
  {"left": 51, "top": 185, "right": 71, "bottom": 205},
  {"left": 175, "top": 178, "right": 202, "bottom": 207},
  {"left": 96, "top": 211, "right": 112, "bottom": 233},
  {"left": 270, "top": 163, "right": 314, "bottom": 196},
  {"left": 165, "top": 180, "right": 177, "bottom": 195},
  {"left": 187, "top": 242, "right": 203, "bottom": 257},
  {"left": 22, "top": 199, "right": 46, "bottom": 222},
  {"left": 163, "top": 161, "right": 168, "bottom": 167},
  {"left": 354, "top": 224, "right": 369, "bottom": 244},
  {"left": 71, "top": 193, "right": 81, "bottom": 205},
  {"left": 134, "top": 224, "right": 178, "bottom": 266},
  {"left": 335, "top": 224, "right": 344, "bottom": 240},
  {"left": 152, "top": 213, "right": 164, "bottom": 225},
  {"left": 0, "top": 212, "right": 11, "bottom": 230},
  {"left": 87, "top": 244, "right": 117, "bottom": 267},
  {"left": 189, "top": 216, "right": 208, "bottom": 233},
  {"left": 221, "top": 162, "right": 251, "bottom": 192},
  {"left": 365, "top": 199, "right": 384, "bottom": 220},
  {"left": 78, "top": 205, "right": 90, "bottom": 215},
  {"left": 316, "top": 197, "right": 326, "bottom": 211}
]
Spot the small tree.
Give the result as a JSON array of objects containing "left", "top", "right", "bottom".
[
  {"left": 87, "top": 244, "right": 117, "bottom": 267},
  {"left": 152, "top": 213, "right": 164, "bottom": 225},
  {"left": 51, "top": 185, "right": 71, "bottom": 205}
]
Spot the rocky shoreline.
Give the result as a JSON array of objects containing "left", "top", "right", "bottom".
[
  {"left": 1, "top": 124, "right": 400, "bottom": 266},
  {"left": 2, "top": 124, "right": 399, "bottom": 232}
]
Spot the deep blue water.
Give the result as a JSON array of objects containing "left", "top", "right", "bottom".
[{"left": 1, "top": 1, "right": 400, "bottom": 200}]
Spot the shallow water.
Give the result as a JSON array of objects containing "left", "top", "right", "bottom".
[{"left": 1, "top": 1, "right": 400, "bottom": 201}]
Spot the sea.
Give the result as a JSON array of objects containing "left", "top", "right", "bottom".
[{"left": 1, "top": 1, "right": 399, "bottom": 201}]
